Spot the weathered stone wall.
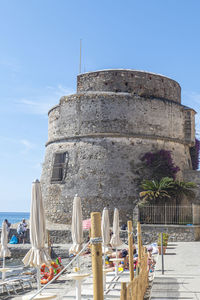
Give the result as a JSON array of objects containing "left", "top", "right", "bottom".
[
  {"left": 41, "top": 137, "right": 191, "bottom": 223},
  {"left": 184, "top": 109, "right": 196, "bottom": 145},
  {"left": 77, "top": 70, "right": 181, "bottom": 103},
  {"left": 0, "top": 228, "right": 31, "bottom": 243},
  {"left": 41, "top": 69, "right": 195, "bottom": 224},
  {"left": 184, "top": 170, "right": 200, "bottom": 203},
  {"left": 2, "top": 225, "right": 198, "bottom": 248},
  {"left": 139, "top": 224, "right": 199, "bottom": 244},
  {"left": 48, "top": 93, "right": 186, "bottom": 143}
]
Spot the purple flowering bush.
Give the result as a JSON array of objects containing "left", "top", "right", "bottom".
[{"left": 141, "top": 149, "right": 180, "bottom": 180}]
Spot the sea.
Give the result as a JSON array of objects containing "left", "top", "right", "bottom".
[{"left": 0, "top": 212, "right": 30, "bottom": 228}]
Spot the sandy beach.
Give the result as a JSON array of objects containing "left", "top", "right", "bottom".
[{"left": 0, "top": 249, "right": 92, "bottom": 299}]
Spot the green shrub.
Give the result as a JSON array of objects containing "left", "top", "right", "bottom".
[{"left": 158, "top": 233, "right": 169, "bottom": 246}]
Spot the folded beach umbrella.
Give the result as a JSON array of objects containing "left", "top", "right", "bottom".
[
  {"left": 23, "top": 179, "right": 51, "bottom": 290},
  {"left": 69, "top": 194, "right": 84, "bottom": 254},
  {"left": 0, "top": 221, "right": 11, "bottom": 280},
  {"left": 110, "top": 208, "right": 122, "bottom": 249},
  {"left": 0, "top": 221, "right": 11, "bottom": 258},
  {"left": 101, "top": 207, "right": 111, "bottom": 253}
]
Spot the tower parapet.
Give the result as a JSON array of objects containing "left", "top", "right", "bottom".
[{"left": 77, "top": 69, "right": 181, "bottom": 103}]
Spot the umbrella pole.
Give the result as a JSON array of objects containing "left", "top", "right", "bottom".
[
  {"left": 77, "top": 256, "right": 80, "bottom": 272},
  {"left": 103, "top": 246, "right": 106, "bottom": 267},
  {"left": 37, "top": 266, "right": 41, "bottom": 291},
  {"left": 115, "top": 248, "right": 118, "bottom": 276},
  {"left": 75, "top": 279, "right": 82, "bottom": 300},
  {"left": 103, "top": 246, "right": 106, "bottom": 290},
  {"left": 2, "top": 256, "right": 5, "bottom": 281}
]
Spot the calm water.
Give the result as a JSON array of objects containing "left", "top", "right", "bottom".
[{"left": 0, "top": 212, "right": 30, "bottom": 227}]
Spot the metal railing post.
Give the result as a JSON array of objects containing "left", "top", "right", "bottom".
[{"left": 161, "top": 232, "right": 164, "bottom": 275}]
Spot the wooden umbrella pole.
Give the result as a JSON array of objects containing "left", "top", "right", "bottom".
[
  {"left": 128, "top": 221, "right": 134, "bottom": 281},
  {"left": 91, "top": 212, "right": 104, "bottom": 300}
]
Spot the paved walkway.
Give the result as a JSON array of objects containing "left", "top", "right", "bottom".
[{"left": 151, "top": 242, "right": 200, "bottom": 300}]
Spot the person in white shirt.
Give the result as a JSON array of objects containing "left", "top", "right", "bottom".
[{"left": 17, "top": 219, "right": 28, "bottom": 244}]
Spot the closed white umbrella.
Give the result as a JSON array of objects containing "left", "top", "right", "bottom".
[
  {"left": 23, "top": 179, "right": 51, "bottom": 290},
  {"left": 69, "top": 195, "right": 84, "bottom": 300},
  {"left": 69, "top": 195, "right": 84, "bottom": 255},
  {"left": 110, "top": 208, "right": 122, "bottom": 248},
  {"left": 101, "top": 207, "right": 111, "bottom": 290},
  {"left": 0, "top": 221, "right": 11, "bottom": 280},
  {"left": 110, "top": 208, "right": 122, "bottom": 276},
  {"left": 101, "top": 207, "right": 110, "bottom": 253}
]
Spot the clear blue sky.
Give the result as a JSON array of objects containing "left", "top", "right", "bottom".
[{"left": 0, "top": 0, "right": 200, "bottom": 212}]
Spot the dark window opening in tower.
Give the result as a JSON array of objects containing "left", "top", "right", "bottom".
[{"left": 51, "top": 152, "right": 68, "bottom": 183}]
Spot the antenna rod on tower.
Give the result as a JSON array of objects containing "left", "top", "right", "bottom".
[{"left": 79, "top": 39, "right": 82, "bottom": 74}]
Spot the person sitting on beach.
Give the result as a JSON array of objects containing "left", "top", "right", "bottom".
[
  {"left": 17, "top": 219, "right": 28, "bottom": 244},
  {"left": 105, "top": 249, "right": 129, "bottom": 270},
  {"left": 121, "top": 249, "right": 128, "bottom": 269},
  {"left": 105, "top": 255, "right": 114, "bottom": 268},
  {"left": 4, "top": 219, "right": 11, "bottom": 236}
]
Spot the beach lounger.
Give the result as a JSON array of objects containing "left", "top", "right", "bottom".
[
  {"left": 0, "top": 278, "right": 22, "bottom": 295},
  {"left": 0, "top": 281, "right": 11, "bottom": 296},
  {"left": 18, "top": 275, "right": 35, "bottom": 289},
  {"left": 8, "top": 274, "right": 35, "bottom": 289},
  {"left": 0, "top": 275, "right": 35, "bottom": 296}
]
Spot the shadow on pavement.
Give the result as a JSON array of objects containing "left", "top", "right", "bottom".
[
  {"left": 151, "top": 297, "right": 193, "bottom": 299},
  {"left": 166, "top": 247, "right": 176, "bottom": 249},
  {"left": 151, "top": 277, "right": 194, "bottom": 300},
  {"left": 156, "top": 269, "right": 174, "bottom": 272}
]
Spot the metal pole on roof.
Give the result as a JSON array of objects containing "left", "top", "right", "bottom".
[
  {"left": 79, "top": 39, "right": 82, "bottom": 74},
  {"left": 161, "top": 232, "right": 164, "bottom": 275}
]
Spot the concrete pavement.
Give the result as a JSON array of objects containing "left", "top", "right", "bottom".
[{"left": 151, "top": 242, "right": 200, "bottom": 300}]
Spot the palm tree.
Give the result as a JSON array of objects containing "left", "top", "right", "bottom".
[
  {"left": 139, "top": 177, "right": 174, "bottom": 204},
  {"left": 169, "top": 180, "right": 196, "bottom": 204},
  {"left": 139, "top": 177, "right": 196, "bottom": 224},
  {"left": 167, "top": 180, "right": 197, "bottom": 223}
]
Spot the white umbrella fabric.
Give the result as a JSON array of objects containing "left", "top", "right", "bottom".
[
  {"left": 101, "top": 207, "right": 111, "bottom": 290},
  {"left": 23, "top": 179, "right": 51, "bottom": 290},
  {"left": 69, "top": 195, "right": 84, "bottom": 300},
  {"left": 69, "top": 195, "right": 84, "bottom": 255},
  {"left": 101, "top": 207, "right": 111, "bottom": 253},
  {"left": 0, "top": 221, "right": 11, "bottom": 280},
  {"left": 110, "top": 208, "right": 122, "bottom": 248},
  {"left": 110, "top": 208, "right": 122, "bottom": 276}
]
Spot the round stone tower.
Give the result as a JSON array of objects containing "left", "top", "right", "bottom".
[{"left": 40, "top": 69, "right": 196, "bottom": 224}]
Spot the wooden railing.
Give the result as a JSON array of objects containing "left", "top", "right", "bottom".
[{"left": 120, "top": 225, "right": 149, "bottom": 300}]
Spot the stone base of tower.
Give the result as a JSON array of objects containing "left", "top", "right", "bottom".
[{"left": 41, "top": 136, "right": 191, "bottom": 224}]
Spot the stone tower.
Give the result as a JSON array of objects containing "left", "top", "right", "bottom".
[{"left": 40, "top": 69, "right": 196, "bottom": 224}]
